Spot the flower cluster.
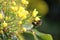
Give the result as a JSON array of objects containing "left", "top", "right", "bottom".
[{"left": 0, "top": 0, "right": 41, "bottom": 40}]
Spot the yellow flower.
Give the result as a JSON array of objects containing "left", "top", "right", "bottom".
[
  {"left": 18, "top": 21, "right": 22, "bottom": 25},
  {"left": 17, "top": 8, "right": 28, "bottom": 20},
  {"left": 32, "top": 9, "right": 38, "bottom": 17},
  {"left": 12, "top": 1, "right": 16, "bottom": 6},
  {"left": 22, "top": 15, "right": 27, "bottom": 20},
  {"left": 0, "top": 13, "right": 3, "bottom": 19},
  {"left": 24, "top": 10, "right": 29, "bottom": 15},
  {"left": 35, "top": 17, "right": 40, "bottom": 21},
  {"left": 21, "top": 0, "right": 29, "bottom": 5},
  {"left": 22, "top": 27, "right": 27, "bottom": 32},
  {"left": 19, "top": 6, "right": 25, "bottom": 12},
  {"left": 2, "top": 21, "right": 8, "bottom": 28},
  {"left": 10, "top": 6, "right": 18, "bottom": 11},
  {"left": 5, "top": 16, "right": 10, "bottom": 20},
  {"left": 17, "top": 12, "right": 27, "bottom": 19}
]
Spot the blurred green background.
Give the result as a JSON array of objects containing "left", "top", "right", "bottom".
[{"left": 27, "top": 0, "right": 60, "bottom": 40}]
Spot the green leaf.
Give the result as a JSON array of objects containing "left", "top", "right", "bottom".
[
  {"left": 22, "top": 32, "right": 35, "bottom": 40},
  {"left": 32, "top": 29, "right": 53, "bottom": 40}
]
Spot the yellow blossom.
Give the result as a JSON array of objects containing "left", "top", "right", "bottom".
[
  {"left": 10, "top": 6, "right": 18, "bottom": 11},
  {"left": 18, "top": 21, "right": 22, "bottom": 25},
  {"left": 19, "top": 6, "right": 25, "bottom": 12},
  {"left": 32, "top": 9, "right": 38, "bottom": 17},
  {"left": 22, "top": 27, "right": 27, "bottom": 32},
  {"left": 17, "top": 6, "right": 29, "bottom": 19},
  {"left": 24, "top": 10, "right": 29, "bottom": 15},
  {"left": 35, "top": 17, "right": 40, "bottom": 21},
  {"left": 21, "top": 0, "right": 29, "bottom": 5},
  {"left": 2, "top": 21, "right": 8, "bottom": 27},
  {"left": 22, "top": 15, "right": 27, "bottom": 20},
  {"left": 17, "top": 12, "right": 27, "bottom": 19},
  {"left": 0, "top": 13, "right": 3, "bottom": 19},
  {"left": 12, "top": 1, "right": 16, "bottom": 6},
  {"left": 17, "top": 9, "right": 28, "bottom": 20},
  {"left": 5, "top": 16, "right": 10, "bottom": 20}
]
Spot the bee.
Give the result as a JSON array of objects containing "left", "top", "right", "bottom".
[{"left": 32, "top": 19, "right": 42, "bottom": 28}]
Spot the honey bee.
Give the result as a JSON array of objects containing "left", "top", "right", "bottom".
[{"left": 32, "top": 19, "right": 42, "bottom": 28}]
